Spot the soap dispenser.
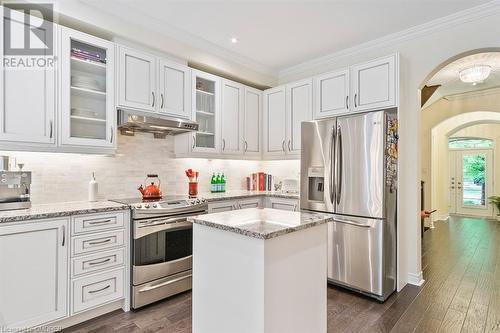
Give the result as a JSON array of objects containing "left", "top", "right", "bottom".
[{"left": 88, "top": 172, "right": 98, "bottom": 202}]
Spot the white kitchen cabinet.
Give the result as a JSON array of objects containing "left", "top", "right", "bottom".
[
  {"left": 263, "top": 86, "right": 287, "bottom": 157},
  {"left": 238, "top": 198, "right": 262, "bottom": 209},
  {"left": 263, "top": 79, "right": 312, "bottom": 159},
  {"left": 60, "top": 27, "right": 116, "bottom": 148},
  {"left": 208, "top": 200, "right": 238, "bottom": 213},
  {"left": 243, "top": 87, "right": 262, "bottom": 157},
  {"left": 0, "top": 219, "right": 68, "bottom": 330},
  {"left": 266, "top": 197, "right": 299, "bottom": 211},
  {"left": 286, "top": 79, "right": 313, "bottom": 155},
  {"left": 158, "top": 59, "right": 191, "bottom": 118},
  {"left": 118, "top": 47, "right": 156, "bottom": 112},
  {"left": 314, "top": 69, "right": 349, "bottom": 119},
  {"left": 350, "top": 54, "right": 398, "bottom": 112},
  {"left": 192, "top": 70, "right": 221, "bottom": 153},
  {"left": 0, "top": 12, "right": 56, "bottom": 146},
  {"left": 221, "top": 79, "right": 244, "bottom": 155}
]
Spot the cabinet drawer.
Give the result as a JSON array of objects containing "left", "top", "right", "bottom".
[
  {"left": 72, "top": 248, "right": 125, "bottom": 278},
  {"left": 72, "top": 230, "right": 125, "bottom": 256},
  {"left": 238, "top": 198, "right": 261, "bottom": 209},
  {"left": 72, "top": 268, "right": 124, "bottom": 314},
  {"left": 72, "top": 212, "right": 125, "bottom": 235}
]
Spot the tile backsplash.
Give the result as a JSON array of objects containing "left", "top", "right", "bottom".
[{"left": 1, "top": 133, "right": 300, "bottom": 204}]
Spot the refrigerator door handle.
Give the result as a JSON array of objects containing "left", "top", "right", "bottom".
[
  {"left": 330, "top": 126, "right": 336, "bottom": 204},
  {"left": 336, "top": 126, "right": 343, "bottom": 205}
]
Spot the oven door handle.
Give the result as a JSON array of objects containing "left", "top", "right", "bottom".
[{"left": 135, "top": 220, "right": 192, "bottom": 239}]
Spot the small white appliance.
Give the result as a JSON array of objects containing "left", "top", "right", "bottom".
[{"left": 281, "top": 178, "right": 299, "bottom": 193}]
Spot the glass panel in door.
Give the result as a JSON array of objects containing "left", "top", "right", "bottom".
[
  {"left": 134, "top": 228, "right": 192, "bottom": 266},
  {"left": 194, "top": 76, "right": 216, "bottom": 150},
  {"left": 69, "top": 39, "right": 108, "bottom": 141},
  {"left": 461, "top": 153, "right": 486, "bottom": 207}
]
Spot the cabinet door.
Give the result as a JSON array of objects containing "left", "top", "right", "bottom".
[
  {"left": 60, "top": 27, "right": 116, "bottom": 148},
  {"left": 118, "top": 47, "right": 156, "bottom": 112},
  {"left": 314, "top": 69, "right": 349, "bottom": 119},
  {"left": 350, "top": 54, "right": 397, "bottom": 112},
  {"left": 221, "top": 79, "right": 244, "bottom": 155},
  {"left": 0, "top": 11, "right": 56, "bottom": 145},
  {"left": 192, "top": 70, "right": 220, "bottom": 153},
  {"left": 238, "top": 198, "right": 261, "bottom": 209},
  {"left": 208, "top": 200, "right": 238, "bottom": 213},
  {"left": 243, "top": 87, "right": 261, "bottom": 156},
  {"left": 158, "top": 59, "right": 191, "bottom": 119},
  {"left": 267, "top": 198, "right": 299, "bottom": 211},
  {"left": 286, "top": 79, "right": 313, "bottom": 155},
  {"left": 263, "top": 86, "right": 286, "bottom": 157},
  {"left": 0, "top": 219, "right": 68, "bottom": 329}
]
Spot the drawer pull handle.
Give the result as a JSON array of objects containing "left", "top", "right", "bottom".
[
  {"left": 138, "top": 274, "right": 192, "bottom": 293},
  {"left": 88, "top": 284, "right": 111, "bottom": 294},
  {"left": 87, "top": 219, "right": 112, "bottom": 225},
  {"left": 87, "top": 238, "right": 113, "bottom": 246},
  {"left": 88, "top": 257, "right": 112, "bottom": 266}
]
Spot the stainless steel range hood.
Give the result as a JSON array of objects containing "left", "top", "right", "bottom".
[{"left": 117, "top": 109, "right": 198, "bottom": 138}]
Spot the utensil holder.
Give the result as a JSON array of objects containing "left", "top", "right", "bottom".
[{"left": 189, "top": 182, "right": 198, "bottom": 197}]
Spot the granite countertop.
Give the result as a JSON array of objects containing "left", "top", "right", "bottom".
[
  {"left": 190, "top": 207, "right": 332, "bottom": 240},
  {"left": 0, "top": 201, "right": 130, "bottom": 224},
  {"left": 201, "top": 190, "right": 299, "bottom": 202}
]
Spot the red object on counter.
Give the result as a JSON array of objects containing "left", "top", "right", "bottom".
[
  {"left": 189, "top": 182, "right": 198, "bottom": 197},
  {"left": 258, "top": 172, "right": 265, "bottom": 191},
  {"left": 138, "top": 174, "right": 162, "bottom": 200}
]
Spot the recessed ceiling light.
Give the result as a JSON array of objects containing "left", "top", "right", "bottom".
[{"left": 231, "top": 37, "right": 238, "bottom": 44}]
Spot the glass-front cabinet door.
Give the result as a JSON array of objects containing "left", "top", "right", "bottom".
[
  {"left": 60, "top": 27, "right": 115, "bottom": 148},
  {"left": 191, "top": 70, "right": 220, "bottom": 153}
]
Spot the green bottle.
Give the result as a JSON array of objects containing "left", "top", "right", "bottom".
[
  {"left": 215, "top": 173, "right": 221, "bottom": 192},
  {"left": 221, "top": 173, "right": 226, "bottom": 192},
  {"left": 210, "top": 173, "right": 216, "bottom": 193}
]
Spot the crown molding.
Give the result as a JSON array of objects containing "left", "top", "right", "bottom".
[
  {"left": 279, "top": 1, "right": 500, "bottom": 80},
  {"left": 77, "top": 0, "right": 278, "bottom": 78},
  {"left": 444, "top": 86, "right": 500, "bottom": 101}
]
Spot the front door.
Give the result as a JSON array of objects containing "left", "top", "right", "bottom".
[{"left": 449, "top": 149, "right": 493, "bottom": 217}]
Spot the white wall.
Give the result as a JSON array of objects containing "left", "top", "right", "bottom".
[
  {"left": 278, "top": 6, "right": 500, "bottom": 288},
  {"left": 0, "top": 133, "right": 299, "bottom": 204}
]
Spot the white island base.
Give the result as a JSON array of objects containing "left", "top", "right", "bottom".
[{"left": 192, "top": 213, "right": 327, "bottom": 333}]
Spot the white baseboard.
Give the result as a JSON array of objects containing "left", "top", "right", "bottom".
[{"left": 407, "top": 272, "right": 425, "bottom": 286}]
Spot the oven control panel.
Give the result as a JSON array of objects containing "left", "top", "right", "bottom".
[{"left": 133, "top": 198, "right": 207, "bottom": 210}]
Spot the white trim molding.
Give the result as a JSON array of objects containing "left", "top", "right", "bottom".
[
  {"left": 408, "top": 272, "right": 425, "bottom": 287},
  {"left": 279, "top": 1, "right": 500, "bottom": 80}
]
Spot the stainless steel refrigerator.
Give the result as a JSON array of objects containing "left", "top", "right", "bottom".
[{"left": 300, "top": 109, "right": 398, "bottom": 301}]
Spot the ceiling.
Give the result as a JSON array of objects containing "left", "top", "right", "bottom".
[
  {"left": 79, "top": 0, "right": 491, "bottom": 74},
  {"left": 423, "top": 52, "right": 500, "bottom": 108}
]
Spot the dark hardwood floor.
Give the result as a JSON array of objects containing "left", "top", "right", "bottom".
[{"left": 64, "top": 216, "right": 500, "bottom": 333}]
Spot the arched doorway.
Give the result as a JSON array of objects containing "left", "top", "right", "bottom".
[{"left": 420, "top": 50, "right": 500, "bottom": 231}]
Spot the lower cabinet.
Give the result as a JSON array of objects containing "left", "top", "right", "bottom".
[
  {"left": 0, "top": 219, "right": 69, "bottom": 330},
  {"left": 265, "top": 197, "right": 299, "bottom": 211},
  {"left": 0, "top": 210, "right": 129, "bottom": 331},
  {"left": 207, "top": 196, "right": 298, "bottom": 213}
]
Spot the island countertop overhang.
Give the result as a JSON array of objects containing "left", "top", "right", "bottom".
[{"left": 189, "top": 207, "right": 333, "bottom": 240}]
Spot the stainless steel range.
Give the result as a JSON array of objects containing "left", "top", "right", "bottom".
[{"left": 111, "top": 196, "right": 207, "bottom": 309}]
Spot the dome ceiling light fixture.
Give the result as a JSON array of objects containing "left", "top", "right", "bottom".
[{"left": 459, "top": 64, "right": 492, "bottom": 85}]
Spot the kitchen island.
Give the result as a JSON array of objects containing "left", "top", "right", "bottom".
[{"left": 190, "top": 208, "right": 332, "bottom": 333}]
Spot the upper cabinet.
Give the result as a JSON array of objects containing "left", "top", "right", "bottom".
[
  {"left": 263, "top": 79, "right": 312, "bottom": 159},
  {"left": 0, "top": 11, "right": 56, "bottom": 146},
  {"left": 158, "top": 59, "right": 191, "bottom": 118},
  {"left": 287, "top": 79, "right": 313, "bottom": 154},
  {"left": 60, "top": 27, "right": 115, "bottom": 148},
  {"left": 350, "top": 54, "right": 398, "bottom": 112},
  {"left": 243, "top": 87, "right": 262, "bottom": 157},
  {"left": 263, "top": 86, "right": 287, "bottom": 157},
  {"left": 221, "top": 79, "right": 244, "bottom": 155},
  {"left": 118, "top": 47, "right": 156, "bottom": 112},
  {"left": 192, "top": 70, "right": 220, "bottom": 153},
  {"left": 314, "top": 69, "right": 349, "bottom": 119},
  {"left": 117, "top": 46, "right": 191, "bottom": 118}
]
